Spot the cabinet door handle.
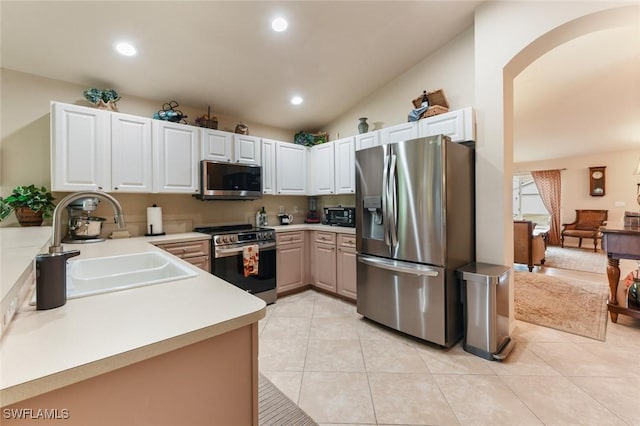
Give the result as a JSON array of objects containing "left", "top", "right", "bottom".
[{"left": 114, "top": 187, "right": 119, "bottom": 190}]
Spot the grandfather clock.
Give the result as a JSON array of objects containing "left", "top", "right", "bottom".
[{"left": 589, "top": 166, "right": 606, "bottom": 196}]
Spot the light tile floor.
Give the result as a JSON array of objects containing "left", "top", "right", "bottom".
[{"left": 258, "top": 268, "right": 640, "bottom": 426}]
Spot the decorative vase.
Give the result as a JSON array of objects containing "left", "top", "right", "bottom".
[
  {"left": 629, "top": 278, "right": 640, "bottom": 310},
  {"left": 14, "top": 207, "right": 44, "bottom": 227},
  {"left": 95, "top": 99, "right": 118, "bottom": 112},
  {"left": 358, "top": 117, "right": 369, "bottom": 134}
]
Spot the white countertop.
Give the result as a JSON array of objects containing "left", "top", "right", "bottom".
[
  {"left": 0, "top": 231, "right": 266, "bottom": 407},
  {"left": 270, "top": 223, "right": 356, "bottom": 234},
  {"left": 0, "top": 227, "right": 52, "bottom": 302}
]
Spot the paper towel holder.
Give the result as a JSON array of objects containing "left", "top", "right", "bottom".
[{"left": 144, "top": 204, "right": 166, "bottom": 237}]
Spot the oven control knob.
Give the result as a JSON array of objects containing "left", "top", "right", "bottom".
[
  {"left": 231, "top": 235, "right": 238, "bottom": 242},
  {"left": 222, "top": 236, "right": 229, "bottom": 243},
  {"left": 215, "top": 236, "right": 222, "bottom": 244}
]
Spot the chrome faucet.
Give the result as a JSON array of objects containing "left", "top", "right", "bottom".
[
  {"left": 49, "top": 191, "right": 126, "bottom": 253},
  {"left": 36, "top": 192, "right": 126, "bottom": 310}
]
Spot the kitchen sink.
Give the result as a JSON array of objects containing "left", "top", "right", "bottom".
[
  {"left": 67, "top": 251, "right": 198, "bottom": 298},
  {"left": 30, "top": 251, "right": 198, "bottom": 304}
]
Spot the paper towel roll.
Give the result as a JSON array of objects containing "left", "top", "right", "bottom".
[{"left": 146, "top": 205, "right": 164, "bottom": 235}]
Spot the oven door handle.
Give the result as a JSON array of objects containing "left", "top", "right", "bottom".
[{"left": 215, "top": 242, "right": 276, "bottom": 258}]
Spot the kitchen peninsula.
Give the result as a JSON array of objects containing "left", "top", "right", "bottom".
[{"left": 0, "top": 228, "right": 265, "bottom": 425}]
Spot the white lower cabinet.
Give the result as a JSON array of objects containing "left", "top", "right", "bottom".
[
  {"left": 154, "top": 240, "right": 210, "bottom": 272},
  {"left": 276, "top": 142, "right": 307, "bottom": 195},
  {"left": 336, "top": 234, "right": 357, "bottom": 300},
  {"left": 153, "top": 121, "right": 200, "bottom": 194},
  {"left": 418, "top": 107, "right": 475, "bottom": 142},
  {"left": 311, "top": 231, "right": 337, "bottom": 293},
  {"left": 276, "top": 231, "right": 307, "bottom": 294}
]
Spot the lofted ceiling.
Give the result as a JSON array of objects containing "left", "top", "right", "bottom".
[
  {"left": 0, "top": 1, "right": 480, "bottom": 131},
  {"left": 1, "top": 1, "right": 638, "bottom": 162}
]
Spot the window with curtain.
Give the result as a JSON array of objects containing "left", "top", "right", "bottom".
[{"left": 512, "top": 174, "right": 550, "bottom": 227}]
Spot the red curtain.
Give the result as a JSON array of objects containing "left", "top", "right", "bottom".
[{"left": 531, "top": 169, "right": 562, "bottom": 245}]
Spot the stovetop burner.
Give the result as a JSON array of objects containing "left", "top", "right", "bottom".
[{"left": 194, "top": 223, "right": 276, "bottom": 246}]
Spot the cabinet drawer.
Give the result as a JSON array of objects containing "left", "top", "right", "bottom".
[
  {"left": 338, "top": 234, "right": 356, "bottom": 248},
  {"left": 155, "top": 240, "right": 210, "bottom": 258},
  {"left": 314, "top": 231, "right": 336, "bottom": 244},
  {"left": 277, "top": 231, "right": 305, "bottom": 245}
]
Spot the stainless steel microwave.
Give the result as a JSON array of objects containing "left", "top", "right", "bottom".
[
  {"left": 324, "top": 206, "right": 356, "bottom": 227},
  {"left": 198, "top": 160, "right": 262, "bottom": 200}
]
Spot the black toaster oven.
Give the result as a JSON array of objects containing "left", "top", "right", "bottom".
[{"left": 324, "top": 206, "right": 356, "bottom": 227}]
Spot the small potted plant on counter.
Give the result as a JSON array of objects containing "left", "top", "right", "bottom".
[{"left": 0, "top": 185, "right": 55, "bottom": 226}]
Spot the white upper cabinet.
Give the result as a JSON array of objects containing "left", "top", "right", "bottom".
[
  {"left": 200, "top": 128, "right": 232, "bottom": 162},
  {"left": 233, "top": 134, "right": 261, "bottom": 165},
  {"left": 334, "top": 136, "right": 356, "bottom": 194},
  {"left": 355, "top": 131, "right": 380, "bottom": 151},
  {"left": 418, "top": 107, "right": 475, "bottom": 142},
  {"left": 309, "top": 142, "right": 335, "bottom": 195},
  {"left": 201, "top": 130, "right": 260, "bottom": 165},
  {"left": 111, "top": 112, "right": 152, "bottom": 193},
  {"left": 380, "top": 121, "right": 418, "bottom": 144},
  {"left": 153, "top": 121, "right": 200, "bottom": 194},
  {"left": 261, "top": 138, "right": 277, "bottom": 195},
  {"left": 276, "top": 142, "right": 307, "bottom": 195},
  {"left": 51, "top": 102, "right": 110, "bottom": 191}
]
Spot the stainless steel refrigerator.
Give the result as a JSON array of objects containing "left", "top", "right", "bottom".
[{"left": 355, "top": 135, "right": 475, "bottom": 347}]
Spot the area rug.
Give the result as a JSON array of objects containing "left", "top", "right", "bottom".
[
  {"left": 259, "top": 373, "right": 318, "bottom": 426},
  {"left": 514, "top": 271, "right": 608, "bottom": 341},
  {"left": 543, "top": 245, "right": 607, "bottom": 274}
]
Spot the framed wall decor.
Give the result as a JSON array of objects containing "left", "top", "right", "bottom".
[{"left": 589, "top": 166, "right": 606, "bottom": 196}]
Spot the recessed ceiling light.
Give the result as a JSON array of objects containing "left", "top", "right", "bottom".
[
  {"left": 114, "top": 41, "right": 137, "bottom": 57},
  {"left": 272, "top": 17, "right": 288, "bottom": 32},
  {"left": 291, "top": 96, "right": 303, "bottom": 105}
]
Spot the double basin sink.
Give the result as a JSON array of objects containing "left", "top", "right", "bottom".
[{"left": 32, "top": 251, "right": 198, "bottom": 303}]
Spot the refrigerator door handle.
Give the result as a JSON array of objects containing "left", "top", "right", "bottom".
[
  {"left": 382, "top": 146, "right": 391, "bottom": 247},
  {"left": 388, "top": 152, "right": 398, "bottom": 247},
  {"left": 358, "top": 254, "right": 439, "bottom": 277}
]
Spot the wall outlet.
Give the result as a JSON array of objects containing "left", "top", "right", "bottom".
[
  {"left": 279, "top": 205, "right": 285, "bottom": 214},
  {"left": 615, "top": 201, "right": 626, "bottom": 207},
  {"left": 293, "top": 205, "right": 299, "bottom": 213}
]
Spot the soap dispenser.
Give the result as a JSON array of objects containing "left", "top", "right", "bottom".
[
  {"left": 35, "top": 250, "right": 80, "bottom": 310},
  {"left": 255, "top": 209, "right": 262, "bottom": 227}
]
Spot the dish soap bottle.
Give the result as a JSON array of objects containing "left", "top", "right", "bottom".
[
  {"left": 255, "top": 209, "right": 262, "bottom": 227},
  {"left": 260, "top": 207, "right": 268, "bottom": 226}
]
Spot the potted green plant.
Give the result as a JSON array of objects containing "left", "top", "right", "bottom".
[{"left": 0, "top": 185, "right": 55, "bottom": 226}]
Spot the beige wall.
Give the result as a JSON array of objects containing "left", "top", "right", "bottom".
[
  {"left": 0, "top": 69, "right": 320, "bottom": 230},
  {"left": 323, "top": 27, "right": 475, "bottom": 140},
  {"left": 515, "top": 149, "right": 640, "bottom": 226}
]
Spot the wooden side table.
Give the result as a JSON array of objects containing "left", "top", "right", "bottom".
[{"left": 601, "top": 225, "right": 640, "bottom": 323}]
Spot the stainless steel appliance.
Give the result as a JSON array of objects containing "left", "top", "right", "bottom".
[
  {"left": 355, "top": 135, "right": 475, "bottom": 347},
  {"left": 194, "top": 224, "right": 277, "bottom": 304},
  {"left": 63, "top": 197, "right": 106, "bottom": 243},
  {"left": 196, "top": 160, "right": 262, "bottom": 200},
  {"left": 324, "top": 206, "right": 356, "bottom": 227}
]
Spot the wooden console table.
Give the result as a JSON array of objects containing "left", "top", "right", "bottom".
[{"left": 601, "top": 225, "right": 640, "bottom": 323}]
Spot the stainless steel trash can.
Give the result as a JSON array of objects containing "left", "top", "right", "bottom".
[{"left": 457, "top": 262, "right": 515, "bottom": 361}]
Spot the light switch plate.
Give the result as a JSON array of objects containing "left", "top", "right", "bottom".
[{"left": 615, "top": 201, "right": 626, "bottom": 207}]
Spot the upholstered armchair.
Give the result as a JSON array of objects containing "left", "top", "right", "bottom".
[
  {"left": 561, "top": 209, "right": 608, "bottom": 252},
  {"left": 514, "top": 220, "right": 546, "bottom": 272}
]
